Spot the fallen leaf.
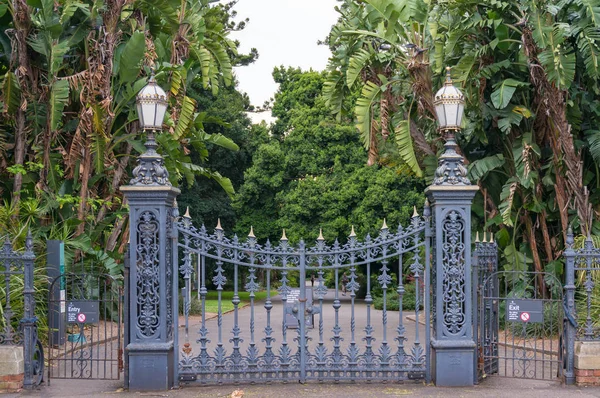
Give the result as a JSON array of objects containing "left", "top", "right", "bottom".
[{"left": 230, "top": 389, "right": 244, "bottom": 398}]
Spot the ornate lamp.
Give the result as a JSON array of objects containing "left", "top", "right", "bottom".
[
  {"left": 136, "top": 75, "right": 168, "bottom": 130},
  {"left": 432, "top": 67, "right": 470, "bottom": 186},
  {"left": 130, "top": 74, "right": 171, "bottom": 186},
  {"left": 434, "top": 67, "right": 465, "bottom": 133}
]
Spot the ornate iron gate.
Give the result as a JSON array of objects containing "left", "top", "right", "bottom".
[
  {"left": 477, "top": 270, "right": 564, "bottom": 380},
  {"left": 175, "top": 210, "right": 431, "bottom": 384},
  {"left": 473, "top": 237, "right": 499, "bottom": 380},
  {"left": 47, "top": 273, "right": 123, "bottom": 381}
]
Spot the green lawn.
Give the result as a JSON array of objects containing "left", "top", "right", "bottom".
[{"left": 188, "top": 290, "right": 276, "bottom": 314}]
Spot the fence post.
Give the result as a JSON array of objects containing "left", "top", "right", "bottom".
[
  {"left": 564, "top": 227, "right": 576, "bottom": 385},
  {"left": 21, "top": 232, "right": 36, "bottom": 389},
  {"left": 425, "top": 133, "right": 479, "bottom": 387},
  {"left": 120, "top": 132, "right": 180, "bottom": 391}
]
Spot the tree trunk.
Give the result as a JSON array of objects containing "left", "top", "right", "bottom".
[
  {"left": 522, "top": 27, "right": 589, "bottom": 236},
  {"left": 525, "top": 214, "right": 546, "bottom": 296},
  {"left": 11, "top": 0, "right": 32, "bottom": 208}
]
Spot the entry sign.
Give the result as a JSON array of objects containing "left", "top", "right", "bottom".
[
  {"left": 66, "top": 301, "right": 99, "bottom": 324},
  {"left": 506, "top": 299, "right": 543, "bottom": 323}
]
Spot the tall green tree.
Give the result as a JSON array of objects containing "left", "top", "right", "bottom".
[{"left": 234, "top": 67, "right": 424, "bottom": 243}]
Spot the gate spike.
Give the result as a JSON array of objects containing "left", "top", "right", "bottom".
[
  {"left": 25, "top": 229, "right": 33, "bottom": 252},
  {"left": 281, "top": 229, "right": 288, "bottom": 241},
  {"left": 490, "top": 232, "right": 495, "bottom": 244},
  {"left": 183, "top": 206, "right": 191, "bottom": 219},
  {"left": 215, "top": 218, "right": 223, "bottom": 231},
  {"left": 483, "top": 232, "right": 488, "bottom": 243},
  {"left": 475, "top": 231, "right": 480, "bottom": 243},
  {"left": 317, "top": 228, "right": 324, "bottom": 241},
  {"left": 349, "top": 225, "right": 356, "bottom": 238},
  {"left": 248, "top": 226, "right": 255, "bottom": 238},
  {"left": 412, "top": 206, "right": 419, "bottom": 218},
  {"left": 381, "top": 219, "right": 388, "bottom": 230}
]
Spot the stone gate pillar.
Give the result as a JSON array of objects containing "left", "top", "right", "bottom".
[
  {"left": 121, "top": 132, "right": 179, "bottom": 390},
  {"left": 426, "top": 135, "right": 478, "bottom": 386}
]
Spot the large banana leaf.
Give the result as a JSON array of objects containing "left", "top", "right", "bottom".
[
  {"left": 173, "top": 96, "right": 197, "bottom": 140},
  {"left": 2, "top": 72, "right": 21, "bottom": 114},
  {"left": 355, "top": 80, "right": 382, "bottom": 149},
  {"left": 118, "top": 32, "right": 146, "bottom": 84},
  {"left": 49, "top": 79, "right": 70, "bottom": 131},
  {"left": 538, "top": 24, "right": 576, "bottom": 89},
  {"left": 490, "top": 79, "right": 529, "bottom": 109},
  {"left": 346, "top": 48, "right": 372, "bottom": 87},
  {"left": 394, "top": 119, "right": 422, "bottom": 177},
  {"left": 468, "top": 154, "right": 505, "bottom": 181}
]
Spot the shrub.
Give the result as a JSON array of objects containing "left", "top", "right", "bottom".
[{"left": 373, "top": 282, "right": 423, "bottom": 311}]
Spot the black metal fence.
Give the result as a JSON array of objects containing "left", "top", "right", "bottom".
[{"left": 0, "top": 233, "right": 44, "bottom": 388}]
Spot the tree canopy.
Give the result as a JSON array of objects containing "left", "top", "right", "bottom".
[{"left": 233, "top": 67, "right": 425, "bottom": 244}]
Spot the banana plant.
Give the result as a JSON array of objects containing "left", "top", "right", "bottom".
[
  {"left": 324, "top": 0, "right": 435, "bottom": 173},
  {"left": 0, "top": 0, "right": 244, "bottom": 270}
]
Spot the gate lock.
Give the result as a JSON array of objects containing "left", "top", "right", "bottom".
[{"left": 285, "top": 298, "right": 319, "bottom": 328}]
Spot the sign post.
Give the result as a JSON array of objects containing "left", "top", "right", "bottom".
[{"left": 47, "top": 240, "right": 66, "bottom": 346}]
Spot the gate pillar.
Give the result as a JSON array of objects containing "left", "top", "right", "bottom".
[
  {"left": 121, "top": 131, "right": 179, "bottom": 390},
  {"left": 425, "top": 133, "right": 478, "bottom": 386}
]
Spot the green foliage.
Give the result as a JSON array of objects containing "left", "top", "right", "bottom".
[
  {"left": 234, "top": 68, "right": 426, "bottom": 244},
  {"left": 0, "top": 0, "right": 254, "bottom": 274},
  {"left": 373, "top": 282, "right": 423, "bottom": 312}
]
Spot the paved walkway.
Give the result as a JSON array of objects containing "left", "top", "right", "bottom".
[{"left": 18, "top": 376, "right": 600, "bottom": 397}]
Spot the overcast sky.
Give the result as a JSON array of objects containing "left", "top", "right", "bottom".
[{"left": 229, "top": 0, "right": 339, "bottom": 106}]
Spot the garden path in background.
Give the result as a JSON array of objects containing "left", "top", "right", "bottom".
[{"left": 178, "top": 282, "right": 427, "bottom": 365}]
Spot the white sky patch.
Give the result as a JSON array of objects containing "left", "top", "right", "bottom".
[{"left": 230, "top": 0, "right": 339, "bottom": 107}]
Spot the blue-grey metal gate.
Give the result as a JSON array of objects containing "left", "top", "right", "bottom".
[{"left": 174, "top": 208, "right": 431, "bottom": 384}]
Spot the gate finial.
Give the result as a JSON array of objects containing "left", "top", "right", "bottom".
[
  {"left": 317, "top": 229, "right": 324, "bottom": 241},
  {"left": 489, "top": 232, "right": 495, "bottom": 244},
  {"left": 184, "top": 207, "right": 191, "bottom": 219},
  {"left": 475, "top": 231, "right": 480, "bottom": 243},
  {"left": 280, "top": 229, "right": 288, "bottom": 241},
  {"left": 566, "top": 226, "right": 574, "bottom": 248},
  {"left": 412, "top": 206, "right": 419, "bottom": 218},
  {"left": 349, "top": 225, "right": 356, "bottom": 238},
  {"left": 381, "top": 219, "right": 388, "bottom": 230},
  {"left": 25, "top": 230, "right": 33, "bottom": 252},
  {"left": 215, "top": 218, "right": 223, "bottom": 231},
  {"left": 248, "top": 226, "right": 256, "bottom": 238}
]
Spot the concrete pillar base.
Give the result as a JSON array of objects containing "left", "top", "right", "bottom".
[
  {"left": 127, "top": 342, "right": 174, "bottom": 391},
  {"left": 575, "top": 341, "right": 600, "bottom": 385},
  {"left": 431, "top": 339, "right": 476, "bottom": 386},
  {"left": 0, "top": 346, "right": 24, "bottom": 392}
]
